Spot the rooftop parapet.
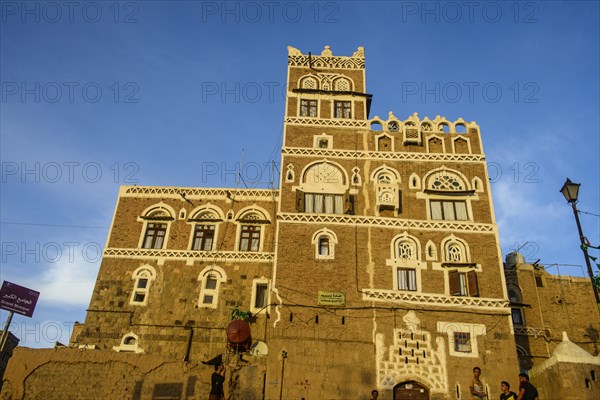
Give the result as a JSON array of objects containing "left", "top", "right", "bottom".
[{"left": 287, "top": 45, "right": 365, "bottom": 69}]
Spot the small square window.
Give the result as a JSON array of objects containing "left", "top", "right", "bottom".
[
  {"left": 203, "top": 295, "right": 214, "bottom": 304},
  {"left": 511, "top": 308, "right": 524, "bottom": 325},
  {"left": 205, "top": 277, "right": 217, "bottom": 290},
  {"left": 137, "top": 278, "right": 148, "bottom": 289},
  {"left": 133, "top": 293, "right": 145, "bottom": 303},
  {"left": 318, "top": 139, "right": 329, "bottom": 148},
  {"left": 454, "top": 332, "right": 471, "bottom": 353}
]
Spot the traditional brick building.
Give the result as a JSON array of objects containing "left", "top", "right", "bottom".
[
  {"left": 4, "top": 46, "right": 598, "bottom": 400},
  {"left": 69, "top": 45, "right": 520, "bottom": 399}
]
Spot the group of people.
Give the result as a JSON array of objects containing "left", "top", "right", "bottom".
[
  {"left": 470, "top": 367, "right": 539, "bottom": 400},
  {"left": 368, "top": 367, "right": 538, "bottom": 400}
]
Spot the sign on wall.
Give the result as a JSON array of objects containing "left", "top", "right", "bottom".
[
  {"left": 317, "top": 291, "right": 345, "bottom": 307},
  {"left": 0, "top": 281, "right": 40, "bottom": 318}
]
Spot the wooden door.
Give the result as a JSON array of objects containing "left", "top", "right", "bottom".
[{"left": 393, "top": 381, "right": 429, "bottom": 400}]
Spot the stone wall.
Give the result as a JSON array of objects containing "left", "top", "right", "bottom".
[{"left": 1, "top": 347, "right": 266, "bottom": 400}]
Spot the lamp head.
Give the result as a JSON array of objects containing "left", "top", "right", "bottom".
[{"left": 560, "top": 178, "right": 580, "bottom": 203}]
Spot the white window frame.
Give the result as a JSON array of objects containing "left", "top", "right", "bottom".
[
  {"left": 130, "top": 265, "right": 157, "bottom": 306},
  {"left": 198, "top": 266, "right": 227, "bottom": 309},
  {"left": 113, "top": 331, "right": 144, "bottom": 353},
  {"left": 437, "top": 321, "right": 486, "bottom": 358},
  {"left": 136, "top": 203, "right": 176, "bottom": 249},
  {"left": 311, "top": 228, "right": 338, "bottom": 260},
  {"left": 250, "top": 278, "right": 270, "bottom": 314}
]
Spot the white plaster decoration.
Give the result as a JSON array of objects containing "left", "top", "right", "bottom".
[
  {"left": 425, "top": 240, "right": 437, "bottom": 261},
  {"left": 436, "top": 321, "right": 487, "bottom": 358},
  {"left": 284, "top": 117, "right": 367, "bottom": 128},
  {"left": 363, "top": 289, "right": 509, "bottom": 310},
  {"left": 113, "top": 332, "right": 144, "bottom": 353},
  {"left": 376, "top": 312, "right": 448, "bottom": 394},
  {"left": 282, "top": 146, "right": 485, "bottom": 162},
  {"left": 409, "top": 173, "right": 421, "bottom": 190},
  {"left": 313, "top": 133, "right": 333, "bottom": 150},
  {"left": 452, "top": 136, "right": 472, "bottom": 154},
  {"left": 103, "top": 248, "right": 274, "bottom": 264},
  {"left": 129, "top": 265, "right": 157, "bottom": 306},
  {"left": 278, "top": 212, "right": 495, "bottom": 233},
  {"left": 472, "top": 177, "right": 484, "bottom": 193},
  {"left": 123, "top": 187, "right": 278, "bottom": 202},
  {"left": 288, "top": 46, "right": 365, "bottom": 70},
  {"left": 285, "top": 164, "right": 295, "bottom": 183},
  {"left": 351, "top": 167, "right": 362, "bottom": 186}
]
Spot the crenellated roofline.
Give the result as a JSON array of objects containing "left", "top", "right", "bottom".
[{"left": 287, "top": 45, "right": 365, "bottom": 69}]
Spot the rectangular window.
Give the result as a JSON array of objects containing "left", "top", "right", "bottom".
[
  {"left": 334, "top": 101, "right": 351, "bottom": 118},
  {"left": 511, "top": 308, "right": 524, "bottom": 325},
  {"left": 300, "top": 99, "right": 317, "bottom": 117},
  {"left": 449, "top": 270, "right": 479, "bottom": 297},
  {"left": 254, "top": 283, "right": 268, "bottom": 309},
  {"left": 304, "top": 193, "right": 344, "bottom": 214},
  {"left": 430, "top": 200, "right": 468, "bottom": 221},
  {"left": 397, "top": 268, "right": 417, "bottom": 291},
  {"left": 142, "top": 223, "right": 167, "bottom": 249},
  {"left": 239, "top": 225, "right": 261, "bottom": 251},
  {"left": 192, "top": 224, "right": 215, "bottom": 251},
  {"left": 133, "top": 293, "right": 145, "bottom": 303},
  {"left": 454, "top": 332, "right": 471, "bottom": 353},
  {"left": 319, "top": 237, "right": 330, "bottom": 256}
]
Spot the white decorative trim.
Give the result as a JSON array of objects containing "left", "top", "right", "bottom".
[
  {"left": 426, "top": 134, "right": 446, "bottom": 153},
  {"left": 285, "top": 164, "right": 295, "bottom": 183},
  {"left": 113, "top": 332, "right": 144, "bottom": 353},
  {"left": 285, "top": 117, "right": 367, "bottom": 128},
  {"left": 278, "top": 213, "right": 495, "bottom": 233},
  {"left": 363, "top": 289, "right": 509, "bottom": 310},
  {"left": 351, "top": 167, "right": 362, "bottom": 186},
  {"left": 472, "top": 177, "right": 484, "bottom": 193},
  {"left": 425, "top": 240, "right": 437, "bottom": 261},
  {"left": 452, "top": 136, "right": 472, "bottom": 154},
  {"left": 437, "top": 321, "right": 486, "bottom": 358},
  {"left": 103, "top": 248, "right": 274, "bottom": 264},
  {"left": 121, "top": 186, "right": 278, "bottom": 201},
  {"left": 282, "top": 146, "right": 485, "bottom": 162},
  {"left": 288, "top": 54, "right": 365, "bottom": 70},
  {"left": 409, "top": 173, "right": 421, "bottom": 190}
]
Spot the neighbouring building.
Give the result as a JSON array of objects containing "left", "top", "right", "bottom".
[{"left": 2, "top": 46, "right": 599, "bottom": 400}]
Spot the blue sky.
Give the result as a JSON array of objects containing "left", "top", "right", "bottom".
[{"left": 1, "top": 1, "right": 598, "bottom": 347}]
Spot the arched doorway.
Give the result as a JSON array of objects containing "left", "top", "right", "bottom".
[{"left": 393, "top": 381, "right": 429, "bottom": 400}]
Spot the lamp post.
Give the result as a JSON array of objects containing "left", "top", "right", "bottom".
[{"left": 560, "top": 178, "right": 600, "bottom": 305}]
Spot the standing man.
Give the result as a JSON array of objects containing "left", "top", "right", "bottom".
[
  {"left": 500, "top": 381, "right": 517, "bottom": 400},
  {"left": 209, "top": 363, "right": 226, "bottom": 400},
  {"left": 470, "top": 367, "right": 488, "bottom": 399},
  {"left": 516, "top": 373, "right": 538, "bottom": 400}
]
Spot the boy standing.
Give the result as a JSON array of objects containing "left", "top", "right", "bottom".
[{"left": 500, "top": 381, "right": 517, "bottom": 400}]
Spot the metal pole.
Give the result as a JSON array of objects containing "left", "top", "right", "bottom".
[
  {"left": 571, "top": 202, "right": 600, "bottom": 306},
  {"left": 0, "top": 311, "right": 14, "bottom": 353},
  {"left": 279, "top": 351, "right": 287, "bottom": 400}
]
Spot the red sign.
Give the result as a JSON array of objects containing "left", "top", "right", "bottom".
[{"left": 0, "top": 281, "right": 40, "bottom": 318}]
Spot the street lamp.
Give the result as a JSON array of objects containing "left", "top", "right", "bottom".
[{"left": 560, "top": 178, "right": 600, "bottom": 306}]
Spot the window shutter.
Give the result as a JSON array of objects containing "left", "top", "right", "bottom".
[
  {"left": 296, "top": 190, "right": 305, "bottom": 212},
  {"left": 398, "top": 190, "right": 402, "bottom": 214},
  {"left": 344, "top": 190, "right": 351, "bottom": 213},
  {"left": 467, "top": 270, "right": 479, "bottom": 297},
  {"left": 449, "top": 270, "right": 460, "bottom": 296}
]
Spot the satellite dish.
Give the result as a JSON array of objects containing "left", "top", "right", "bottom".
[{"left": 250, "top": 341, "right": 268, "bottom": 356}]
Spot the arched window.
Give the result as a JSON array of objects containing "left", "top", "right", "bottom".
[
  {"left": 425, "top": 169, "right": 471, "bottom": 221},
  {"left": 298, "top": 161, "right": 349, "bottom": 215},
  {"left": 236, "top": 208, "right": 270, "bottom": 252},
  {"left": 389, "top": 234, "right": 424, "bottom": 292},
  {"left": 138, "top": 204, "right": 175, "bottom": 249},
  {"left": 372, "top": 167, "right": 401, "bottom": 215},
  {"left": 333, "top": 77, "right": 351, "bottom": 91},
  {"left": 113, "top": 332, "right": 144, "bottom": 353},
  {"left": 300, "top": 76, "right": 318, "bottom": 89},
  {"left": 312, "top": 228, "right": 337, "bottom": 260},
  {"left": 130, "top": 265, "right": 156, "bottom": 306},
  {"left": 188, "top": 206, "right": 223, "bottom": 251},
  {"left": 198, "top": 266, "right": 227, "bottom": 309}
]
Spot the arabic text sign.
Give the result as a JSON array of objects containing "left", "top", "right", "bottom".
[
  {"left": 317, "top": 291, "right": 345, "bottom": 307},
  {"left": 0, "top": 281, "right": 40, "bottom": 317}
]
